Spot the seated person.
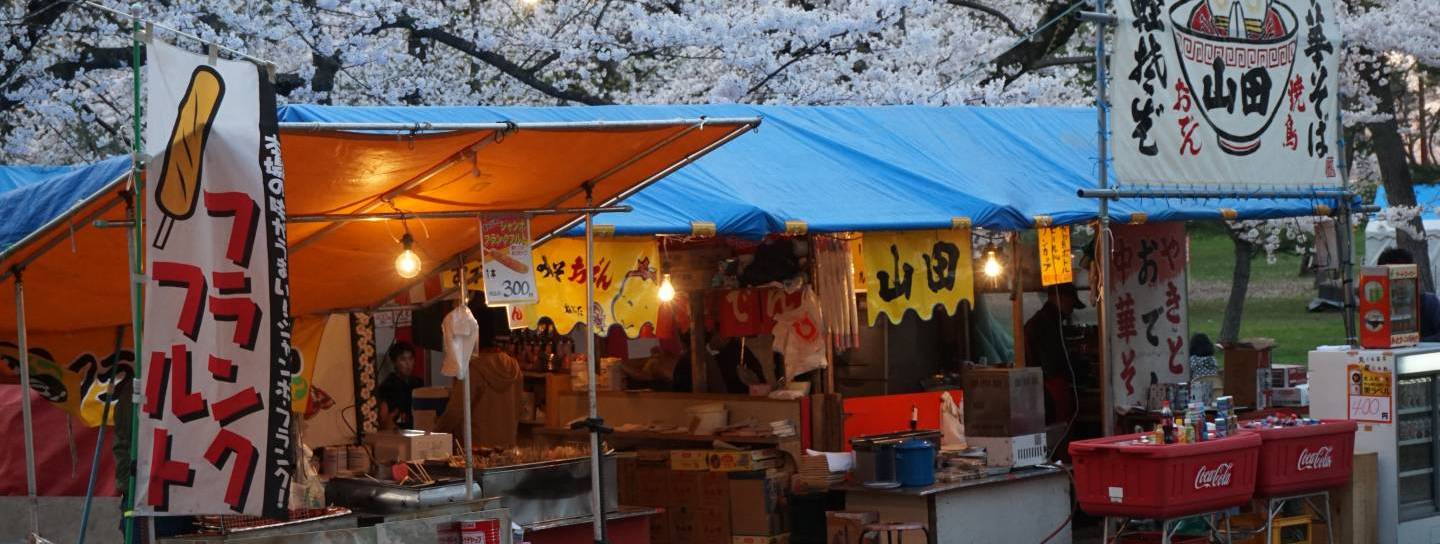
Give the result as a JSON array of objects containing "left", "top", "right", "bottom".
[{"left": 377, "top": 342, "right": 423, "bottom": 429}]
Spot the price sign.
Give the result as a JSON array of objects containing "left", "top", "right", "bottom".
[
  {"left": 479, "top": 213, "right": 538, "bottom": 305},
  {"left": 1348, "top": 362, "right": 1393, "bottom": 423}
]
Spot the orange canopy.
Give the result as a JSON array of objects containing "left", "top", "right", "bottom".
[{"left": 0, "top": 116, "right": 758, "bottom": 333}]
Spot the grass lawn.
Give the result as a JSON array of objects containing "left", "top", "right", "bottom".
[{"left": 1185, "top": 222, "right": 1351, "bottom": 364}]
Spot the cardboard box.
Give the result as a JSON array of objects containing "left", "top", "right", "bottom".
[
  {"left": 698, "top": 503, "right": 731, "bottom": 544},
  {"left": 730, "top": 471, "right": 787, "bottom": 536},
  {"left": 363, "top": 430, "right": 452, "bottom": 463},
  {"left": 671, "top": 450, "right": 710, "bottom": 471},
  {"left": 671, "top": 471, "right": 704, "bottom": 507},
  {"left": 1223, "top": 339, "right": 1274, "bottom": 409},
  {"left": 733, "top": 535, "right": 790, "bottom": 544},
  {"left": 1269, "top": 364, "right": 1308, "bottom": 388},
  {"left": 707, "top": 449, "right": 783, "bottom": 472},
  {"left": 634, "top": 465, "right": 671, "bottom": 506},
  {"left": 1272, "top": 384, "right": 1310, "bottom": 407},
  {"left": 962, "top": 367, "right": 1044, "bottom": 437},
  {"left": 826, "top": 511, "right": 879, "bottom": 544}
]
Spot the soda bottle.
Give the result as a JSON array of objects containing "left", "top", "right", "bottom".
[{"left": 1161, "top": 400, "right": 1176, "bottom": 444}]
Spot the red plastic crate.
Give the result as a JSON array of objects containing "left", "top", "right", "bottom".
[
  {"left": 1069, "top": 432, "right": 1260, "bottom": 518},
  {"left": 1116, "top": 533, "right": 1210, "bottom": 544},
  {"left": 1245, "top": 420, "right": 1357, "bottom": 497}
]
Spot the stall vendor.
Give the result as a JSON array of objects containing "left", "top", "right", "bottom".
[
  {"left": 1024, "top": 283, "right": 1084, "bottom": 425},
  {"left": 1377, "top": 247, "right": 1440, "bottom": 341},
  {"left": 437, "top": 334, "right": 524, "bottom": 449},
  {"left": 377, "top": 342, "right": 424, "bottom": 429}
]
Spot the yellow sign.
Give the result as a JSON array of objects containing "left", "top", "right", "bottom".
[
  {"left": 1347, "top": 362, "right": 1393, "bottom": 423},
  {"left": 861, "top": 229, "right": 973, "bottom": 325},
  {"left": 1038, "top": 226, "right": 1073, "bottom": 287},
  {"left": 450, "top": 238, "right": 662, "bottom": 337},
  {"left": 290, "top": 315, "right": 327, "bottom": 415},
  {"left": 0, "top": 327, "right": 133, "bottom": 427}
]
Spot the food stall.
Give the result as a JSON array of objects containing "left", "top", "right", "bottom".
[{"left": 0, "top": 39, "right": 761, "bottom": 543}]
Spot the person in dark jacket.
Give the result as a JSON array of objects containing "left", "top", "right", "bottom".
[
  {"left": 377, "top": 342, "right": 424, "bottom": 429},
  {"left": 1377, "top": 247, "right": 1440, "bottom": 342},
  {"left": 1025, "top": 283, "right": 1085, "bottom": 424}
]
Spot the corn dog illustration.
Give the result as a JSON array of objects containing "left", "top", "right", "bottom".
[
  {"left": 153, "top": 65, "right": 225, "bottom": 250},
  {"left": 490, "top": 252, "right": 529, "bottom": 274}
]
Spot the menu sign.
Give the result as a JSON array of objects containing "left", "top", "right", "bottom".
[{"left": 478, "top": 213, "right": 538, "bottom": 305}]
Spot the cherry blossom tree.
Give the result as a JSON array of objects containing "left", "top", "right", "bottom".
[{"left": 1, "top": 0, "right": 1094, "bottom": 163}]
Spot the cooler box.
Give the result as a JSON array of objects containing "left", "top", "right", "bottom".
[
  {"left": 1246, "top": 419, "right": 1357, "bottom": 497},
  {"left": 1069, "top": 432, "right": 1261, "bottom": 518}
]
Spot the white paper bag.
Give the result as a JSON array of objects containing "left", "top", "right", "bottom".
[{"left": 441, "top": 304, "right": 479, "bottom": 379}]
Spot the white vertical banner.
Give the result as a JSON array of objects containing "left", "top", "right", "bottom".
[
  {"left": 1107, "top": 223, "right": 1189, "bottom": 409},
  {"left": 1111, "top": 0, "right": 1341, "bottom": 187},
  {"left": 139, "top": 41, "right": 293, "bottom": 517}
]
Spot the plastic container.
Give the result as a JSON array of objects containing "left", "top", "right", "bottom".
[
  {"left": 895, "top": 438, "right": 936, "bottom": 487},
  {"left": 686, "top": 402, "right": 728, "bottom": 435},
  {"left": 1244, "top": 420, "right": 1357, "bottom": 496},
  {"left": 1069, "top": 432, "right": 1261, "bottom": 518}
]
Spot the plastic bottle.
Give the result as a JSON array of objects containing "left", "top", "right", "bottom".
[{"left": 1161, "top": 400, "right": 1176, "bottom": 444}]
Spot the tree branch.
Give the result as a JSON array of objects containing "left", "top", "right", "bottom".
[
  {"left": 1029, "top": 55, "right": 1094, "bottom": 70},
  {"left": 379, "top": 17, "right": 612, "bottom": 105},
  {"left": 980, "top": 0, "right": 1085, "bottom": 87},
  {"left": 946, "top": 0, "right": 1023, "bottom": 35}
]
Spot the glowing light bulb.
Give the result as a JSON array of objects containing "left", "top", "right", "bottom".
[
  {"left": 658, "top": 273, "right": 676, "bottom": 302},
  {"left": 982, "top": 248, "right": 1003, "bottom": 279},
  {"left": 395, "top": 233, "right": 422, "bottom": 279}
]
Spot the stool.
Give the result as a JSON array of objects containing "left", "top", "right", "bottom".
[{"left": 862, "top": 522, "right": 931, "bottom": 544}]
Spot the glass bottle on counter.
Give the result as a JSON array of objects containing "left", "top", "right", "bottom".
[{"left": 1161, "top": 400, "right": 1176, "bottom": 444}]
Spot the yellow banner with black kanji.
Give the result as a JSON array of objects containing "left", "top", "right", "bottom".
[
  {"left": 446, "top": 238, "right": 662, "bottom": 337},
  {"left": 862, "top": 230, "right": 973, "bottom": 325}
]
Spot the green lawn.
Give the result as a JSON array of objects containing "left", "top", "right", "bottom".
[{"left": 1185, "top": 222, "right": 1351, "bottom": 364}]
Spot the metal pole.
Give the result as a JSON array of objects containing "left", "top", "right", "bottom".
[
  {"left": 125, "top": 9, "right": 146, "bottom": 543},
  {"left": 585, "top": 189, "right": 607, "bottom": 543},
  {"left": 15, "top": 273, "right": 40, "bottom": 539},
  {"left": 1336, "top": 93, "right": 1358, "bottom": 345},
  {"left": 459, "top": 249, "right": 475, "bottom": 500},
  {"left": 1093, "top": 0, "right": 1115, "bottom": 437},
  {"left": 91, "top": 205, "right": 634, "bottom": 229},
  {"left": 78, "top": 326, "right": 128, "bottom": 544}
]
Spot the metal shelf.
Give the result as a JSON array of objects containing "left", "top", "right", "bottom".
[
  {"left": 1398, "top": 406, "right": 1434, "bottom": 416},
  {"left": 1399, "top": 437, "right": 1434, "bottom": 447}
]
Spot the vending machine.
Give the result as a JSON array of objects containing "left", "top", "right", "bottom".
[{"left": 1310, "top": 345, "right": 1440, "bottom": 543}]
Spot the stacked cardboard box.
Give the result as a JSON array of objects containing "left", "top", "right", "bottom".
[{"left": 627, "top": 449, "right": 792, "bottom": 544}]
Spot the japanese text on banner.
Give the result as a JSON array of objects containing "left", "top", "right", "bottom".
[
  {"left": 480, "top": 238, "right": 661, "bottom": 337},
  {"left": 1111, "top": 0, "right": 1341, "bottom": 187},
  {"left": 1107, "top": 223, "right": 1188, "bottom": 409},
  {"left": 861, "top": 229, "right": 974, "bottom": 326},
  {"left": 137, "top": 42, "right": 293, "bottom": 517},
  {"left": 478, "top": 213, "right": 538, "bottom": 305},
  {"left": 1038, "top": 226, "right": 1073, "bottom": 287}
]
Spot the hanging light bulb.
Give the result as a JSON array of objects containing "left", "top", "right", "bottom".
[
  {"left": 395, "top": 232, "right": 422, "bottom": 279},
  {"left": 982, "top": 244, "right": 1003, "bottom": 279},
  {"left": 658, "top": 273, "right": 676, "bottom": 302}
]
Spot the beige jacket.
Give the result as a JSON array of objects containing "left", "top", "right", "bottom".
[{"left": 438, "top": 349, "right": 523, "bottom": 449}]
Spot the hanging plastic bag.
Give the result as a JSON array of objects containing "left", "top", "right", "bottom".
[
  {"left": 772, "top": 286, "right": 827, "bottom": 381},
  {"left": 940, "top": 391, "right": 966, "bottom": 449},
  {"left": 441, "top": 304, "right": 479, "bottom": 379}
]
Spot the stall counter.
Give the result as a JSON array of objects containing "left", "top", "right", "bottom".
[{"left": 837, "top": 466, "right": 1071, "bottom": 544}]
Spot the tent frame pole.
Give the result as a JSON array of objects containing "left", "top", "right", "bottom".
[
  {"left": 125, "top": 8, "right": 146, "bottom": 544},
  {"left": 15, "top": 270, "right": 40, "bottom": 539},
  {"left": 459, "top": 259, "right": 475, "bottom": 500},
  {"left": 276, "top": 118, "right": 761, "bottom": 134},
  {"left": 77, "top": 325, "right": 129, "bottom": 544},
  {"left": 92, "top": 205, "right": 633, "bottom": 229},
  {"left": 1091, "top": 0, "right": 1115, "bottom": 438},
  {"left": 583, "top": 188, "right": 609, "bottom": 543}
]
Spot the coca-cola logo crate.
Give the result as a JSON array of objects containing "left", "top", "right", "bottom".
[
  {"left": 1247, "top": 420, "right": 1357, "bottom": 497},
  {"left": 1069, "top": 432, "right": 1261, "bottom": 519}
]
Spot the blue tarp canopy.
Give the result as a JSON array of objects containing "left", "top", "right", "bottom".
[
  {"left": 0, "top": 156, "right": 130, "bottom": 249},
  {"left": 281, "top": 104, "right": 1339, "bottom": 237},
  {"left": 1374, "top": 185, "right": 1440, "bottom": 219}
]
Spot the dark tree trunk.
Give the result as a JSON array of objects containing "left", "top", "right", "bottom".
[
  {"left": 1220, "top": 227, "right": 1255, "bottom": 344},
  {"left": 1360, "top": 47, "right": 1434, "bottom": 292}
]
